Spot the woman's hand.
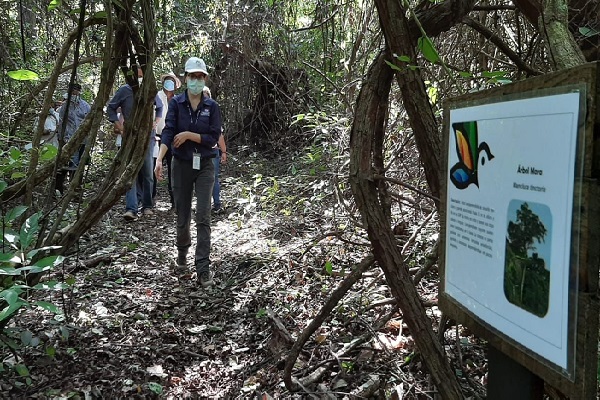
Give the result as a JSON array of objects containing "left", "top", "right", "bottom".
[
  {"left": 173, "top": 131, "right": 199, "bottom": 148},
  {"left": 154, "top": 160, "right": 163, "bottom": 181}
]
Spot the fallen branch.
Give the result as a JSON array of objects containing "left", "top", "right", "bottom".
[{"left": 283, "top": 255, "right": 375, "bottom": 391}]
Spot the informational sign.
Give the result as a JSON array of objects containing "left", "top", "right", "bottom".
[{"left": 444, "top": 91, "right": 581, "bottom": 371}]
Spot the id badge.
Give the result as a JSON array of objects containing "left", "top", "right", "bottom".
[{"left": 193, "top": 153, "right": 201, "bottom": 170}]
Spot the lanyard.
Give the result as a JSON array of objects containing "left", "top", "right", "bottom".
[{"left": 186, "top": 102, "right": 202, "bottom": 129}]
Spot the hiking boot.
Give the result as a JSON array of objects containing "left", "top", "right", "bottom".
[
  {"left": 123, "top": 210, "right": 138, "bottom": 221},
  {"left": 142, "top": 208, "right": 154, "bottom": 216},
  {"left": 199, "top": 271, "right": 214, "bottom": 288},
  {"left": 212, "top": 206, "right": 224, "bottom": 215},
  {"left": 177, "top": 252, "right": 187, "bottom": 268}
]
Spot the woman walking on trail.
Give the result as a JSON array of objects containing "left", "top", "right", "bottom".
[{"left": 154, "top": 57, "right": 223, "bottom": 288}]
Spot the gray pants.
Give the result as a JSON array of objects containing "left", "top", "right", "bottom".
[{"left": 172, "top": 156, "right": 215, "bottom": 274}]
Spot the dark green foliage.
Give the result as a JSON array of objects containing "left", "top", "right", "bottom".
[
  {"left": 504, "top": 245, "right": 549, "bottom": 317},
  {"left": 503, "top": 202, "right": 550, "bottom": 317}
]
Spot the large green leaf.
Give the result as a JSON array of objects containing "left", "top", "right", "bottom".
[
  {"left": 40, "top": 144, "right": 58, "bottom": 161},
  {"left": 4, "top": 205, "right": 27, "bottom": 223},
  {"left": 9, "top": 147, "right": 22, "bottom": 160},
  {"left": 7, "top": 69, "right": 39, "bottom": 81},
  {"left": 27, "top": 245, "right": 62, "bottom": 259},
  {"left": 19, "top": 212, "right": 41, "bottom": 250},
  {"left": 0, "top": 288, "right": 20, "bottom": 305},
  {"left": 0, "top": 267, "right": 21, "bottom": 276},
  {"left": 417, "top": 36, "right": 439, "bottom": 63},
  {"left": 33, "top": 301, "right": 62, "bottom": 314},
  {"left": 0, "top": 299, "right": 27, "bottom": 322},
  {"left": 31, "top": 255, "right": 65, "bottom": 268},
  {"left": 0, "top": 252, "right": 21, "bottom": 264}
]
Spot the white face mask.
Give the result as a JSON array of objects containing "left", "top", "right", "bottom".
[
  {"left": 138, "top": 77, "right": 143, "bottom": 85},
  {"left": 163, "top": 80, "right": 175, "bottom": 91}
]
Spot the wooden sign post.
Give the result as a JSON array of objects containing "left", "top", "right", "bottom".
[{"left": 440, "top": 62, "right": 600, "bottom": 398}]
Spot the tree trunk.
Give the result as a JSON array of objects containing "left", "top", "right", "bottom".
[
  {"left": 349, "top": 50, "right": 464, "bottom": 399},
  {"left": 541, "top": 0, "right": 586, "bottom": 69}
]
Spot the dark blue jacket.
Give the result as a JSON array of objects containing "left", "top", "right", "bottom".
[
  {"left": 161, "top": 91, "right": 222, "bottom": 161},
  {"left": 106, "top": 84, "right": 163, "bottom": 125}
]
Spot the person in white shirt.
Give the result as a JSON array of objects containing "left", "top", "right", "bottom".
[{"left": 155, "top": 72, "right": 181, "bottom": 208}]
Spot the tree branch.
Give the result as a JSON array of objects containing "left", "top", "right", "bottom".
[{"left": 462, "top": 16, "right": 543, "bottom": 76}]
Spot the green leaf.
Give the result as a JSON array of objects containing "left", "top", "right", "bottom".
[
  {"left": 31, "top": 255, "right": 65, "bottom": 268},
  {"left": 4, "top": 205, "right": 28, "bottom": 224},
  {"left": 0, "top": 180, "right": 6, "bottom": 194},
  {"left": 579, "top": 26, "right": 599, "bottom": 38},
  {"left": 20, "top": 330, "right": 33, "bottom": 346},
  {"left": 33, "top": 301, "right": 62, "bottom": 314},
  {"left": 385, "top": 60, "right": 402, "bottom": 72},
  {"left": 11, "top": 172, "right": 26, "bottom": 179},
  {"left": 482, "top": 70, "right": 507, "bottom": 78},
  {"left": 3, "top": 233, "right": 18, "bottom": 247},
  {"left": 14, "top": 364, "right": 30, "bottom": 377},
  {"left": 148, "top": 382, "right": 163, "bottom": 394},
  {"left": 40, "top": 144, "right": 58, "bottom": 161},
  {"left": 48, "top": 0, "right": 61, "bottom": 11},
  {"left": 0, "top": 267, "right": 21, "bottom": 276},
  {"left": 394, "top": 54, "right": 411, "bottom": 63},
  {"left": 20, "top": 212, "right": 41, "bottom": 250},
  {"left": 92, "top": 11, "right": 107, "bottom": 18},
  {"left": 9, "top": 147, "right": 22, "bottom": 160},
  {"left": 458, "top": 71, "right": 472, "bottom": 78},
  {"left": 0, "top": 300, "right": 27, "bottom": 322},
  {"left": 417, "top": 36, "right": 439, "bottom": 63},
  {"left": 1, "top": 288, "right": 20, "bottom": 305},
  {"left": 0, "top": 252, "right": 21, "bottom": 264},
  {"left": 26, "top": 245, "right": 61, "bottom": 260},
  {"left": 7, "top": 70, "right": 39, "bottom": 81},
  {"left": 60, "top": 326, "right": 69, "bottom": 340},
  {"left": 324, "top": 260, "right": 333, "bottom": 275},
  {"left": 46, "top": 346, "right": 56, "bottom": 357},
  {"left": 33, "top": 280, "right": 70, "bottom": 290}
]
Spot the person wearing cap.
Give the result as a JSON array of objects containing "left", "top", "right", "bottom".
[
  {"left": 106, "top": 66, "right": 164, "bottom": 221},
  {"left": 154, "top": 72, "right": 181, "bottom": 207},
  {"left": 154, "top": 57, "right": 222, "bottom": 288},
  {"left": 55, "top": 82, "right": 91, "bottom": 194}
]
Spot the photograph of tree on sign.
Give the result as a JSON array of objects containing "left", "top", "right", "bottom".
[{"left": 504, "top": 200, "right": 551, "bottom": 318}]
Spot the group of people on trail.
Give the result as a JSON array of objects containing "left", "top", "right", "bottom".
[
  {"left": 45, "top": 56, "right": 225, "bottom": 289},
  {"left": 106, "top": 66, "right": 164, "bottom": 220}
]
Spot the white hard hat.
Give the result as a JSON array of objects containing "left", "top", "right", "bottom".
[{"left": 184, "top": 57, "right": 208, "bottom": 75}]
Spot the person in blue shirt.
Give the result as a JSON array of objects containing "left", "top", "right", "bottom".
[
  {"left": 202, "top": 86, "right": 227, "bottom": 214},
  {"left": 55, "top": 82, "right": 91, "bottom": 194},
  {"left": 107, "top": 66, "right": 163, "bottom": 221},
  {"left": 154, "top": 57, "right": 222, "bottom": 288}
]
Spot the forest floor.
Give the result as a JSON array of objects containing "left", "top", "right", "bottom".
[{"left": 2, "top": 148, "right": 488, "bottom": 399}]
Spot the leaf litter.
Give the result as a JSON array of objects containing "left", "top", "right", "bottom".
[{"left": 3, "top": 151, "right": 488, "bottom": 399}]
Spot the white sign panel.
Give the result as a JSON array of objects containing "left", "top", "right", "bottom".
[{"left": 444, "top": 92, "right": 580, "bottom": 370}]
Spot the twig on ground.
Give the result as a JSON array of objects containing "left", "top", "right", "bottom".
[{"left": 283, "top": 255, "right": 375, "bottom": 391}]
